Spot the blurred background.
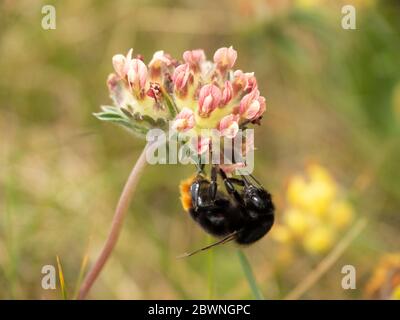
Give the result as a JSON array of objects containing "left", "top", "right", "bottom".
[{"left": 1, "top": 0, "right": 400, "bottom": 299}]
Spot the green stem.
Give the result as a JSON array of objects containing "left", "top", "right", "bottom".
[{"left": 237, "top": 250, "right": 264, "bottom": 300}]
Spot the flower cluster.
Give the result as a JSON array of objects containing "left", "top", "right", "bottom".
[
  {"left": 95, "top": 47, "right": 266, "bottom": 156},
  {"left": 365, "top": 253, "right": 400, "bottom": 300},
  {"left": 271, "top": 164, "right": 354, "bottom": 255}
]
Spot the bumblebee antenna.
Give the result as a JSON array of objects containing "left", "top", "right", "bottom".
[{"left": 177, "top": 231, "right": 238, "bottom": 258}]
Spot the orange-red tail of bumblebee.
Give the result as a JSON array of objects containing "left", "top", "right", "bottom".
[{"left": 179, "top": 175, "right": 196, "bottom": 212}]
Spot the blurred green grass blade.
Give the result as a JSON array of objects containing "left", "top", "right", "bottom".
[
  {"left": 56, "top": 256, "right": 68, "bottom": 300},
  {"left": 207, "top": 235, "right": 215, "bottom": 299},
  {"left": 73, "top": 253, "right": 89, "bottom": 299},
  {"left": 237, "top": 250, "right": 264, "bottom": 300}
]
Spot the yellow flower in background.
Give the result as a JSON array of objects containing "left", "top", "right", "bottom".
[
  {"left": 284, "top": 208, "right": 311, "bottom": 237},
  {"left": 295, "top": 0, "right": 376, "bottom": 10},
  {"left": 294, "top": 0, "right": 325, "bottom": 9},
  {"left": 365, "top": 253, "right": 400, "bottom": 300},
  {"left": 303, "top": 226, "right": 335, "bottom": 255},
  {"left": 392, "top": 285, "right": 400, "bottom": 300},
  {"left": 272, "top": 163, "right": 354, "bottom": 256},
  {"left": 287, "top": 164, "right": 337, "bottom": 217},
  {"left": 328, "top": 201, "right": 354, "bottom": 229},
  {"left": 271, "top": 225, "right": 292, "bottom": 245}
]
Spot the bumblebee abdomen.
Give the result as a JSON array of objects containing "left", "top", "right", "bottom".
[{"left": 189, "top": 204, "right": 237, "bottom": 238}]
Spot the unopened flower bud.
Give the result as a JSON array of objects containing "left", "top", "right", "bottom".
[
  {"left": 220, "top": 162, "right": 246, "bottom": 174},
  {"left": 193, "top": 136, "right": 211, "bottom": 154},
  {"left": 198, "top": 84, "right": 222, "bottom": 116},
  {"left": 172, "top": 63, "right": 192, "bottom": 92},
  {"left": 127, "top": 58, "right": 148, "bottom": 93},
  {"left": 239, "top": 89, "right": 266, "bottom": 120},
  {"left": 172, "top": 108, "right": 195, "bottom": 132},
  {"left": 112, "top": 48, "right": 133, "bottom": 78},
  {"left": 213, "top": 46, "right": 237, "bottom": 72},
  {"left": 148, "top": 50, "right": 172, "bottom": 81},
  {"left": 233, "top": 70, "right": 257, "bottom": 94},
  {"left": 183, "top": 49, "right": 206, "bottom": 71},
  {"left": 221, "top": 81, "right": 233, "bottom": 106},
  {"left": 218, "top": 114, "right": 240, "bottom": 138}
]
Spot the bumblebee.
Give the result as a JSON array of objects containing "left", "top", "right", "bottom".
[{"left": 179, "top": 165, "right": 275, "bottom": 257}]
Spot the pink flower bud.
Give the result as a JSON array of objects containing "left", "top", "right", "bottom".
[
  {"left": 107, "top": 73, "right": 119, "bottom": 92},
  {"left": 198, "top": 84, "right": 222, "bottom": 116},
  {"left": 239, "top": 89, "right": 266, "bottom": 120},
  {"left": 127, "top": 58, "right": 148, "bottom": 92},
  {"left": 233, "top": 70, "right": 257, "bottom": 94},
  {"left": 148, "top": 50, "right": 172, "bottom": 80},
  {"left": 172, "top": 63, "right": 192, "bottom": 91},
  {"left": 213, "top": 46, "right": 237, "bottom": 71},
  {"left": 245, "top": 73, "right": 257, "bottom": 92},
  {"left": 221, "top": 81, "right": 233, "bottom": 105},
  {"left": 255, "top": 96, "right": 266, "bottom": 119},
  {"left": 218, "top": 114, "right": 240, "bottom": 138},
  {"left": 220, "top": 162, "right": 246, "bottom": 174},
  {"left": 172, "top": 108, "right": 195, "bottom": 132},
  {"left": 243, "top": 131, "right": 255, "bottom": 155},
  {"left": 232, "top": 70, "right": 247, "bottom": 94},
  {"left": 183, "top": 49, "right": 206, "bottom": 71},
  {"left": 112, "top": 48, "right": 133, "bottom": 78},
  {"left": 193, "top": 136, "right": 211, "bottom": 154}
]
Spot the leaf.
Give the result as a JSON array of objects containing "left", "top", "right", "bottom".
[
  {"left": 93, "top": 110, "right": 149, "bottom": 136},
  {"left": 100, "top": 105, "right": 120, "bottom": 113},
  {"left": 94, "top": 112, "right": 126, "bottom": 121}
]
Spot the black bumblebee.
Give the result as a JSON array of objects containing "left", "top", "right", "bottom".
[{"left": 179, "top": 165, "right": 275, "bottom": 257}]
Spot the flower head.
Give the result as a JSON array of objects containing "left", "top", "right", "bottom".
[
  {"left": 365, "top": 253, "right": 400, "bottom": 299},
  {"left": 271, "top": 164, "right": 355, "bottom": 256},
  {"left": 96, "top": 46, "right": 268, "bottom": 158}
]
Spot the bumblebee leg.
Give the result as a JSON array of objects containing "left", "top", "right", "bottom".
[
  {"left": 219, "top": 169, "right": 245, "bottom": 206},
  {"left": 227, "top": 177, "right": 245, "bottom": 186}
]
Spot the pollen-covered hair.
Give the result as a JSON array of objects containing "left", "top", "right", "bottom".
[{"left": 179, "top": 175, "right": 196, "bottom": 212}]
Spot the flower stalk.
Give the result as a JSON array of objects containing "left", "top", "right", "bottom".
[{"left": 77, "top": 144, "right": 149, "bottom": 300}]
